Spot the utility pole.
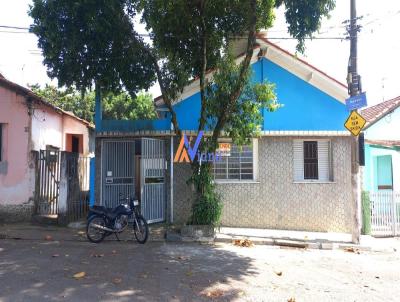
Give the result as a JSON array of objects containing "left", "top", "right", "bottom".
[{"left": 347, "top": 0, "right": 361, "bottom": 244}]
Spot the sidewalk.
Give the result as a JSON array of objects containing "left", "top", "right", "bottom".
[
  {"left": 2, "top": 223, "right": 399, "bottom": 253},
  {"left": 0, "top": 222, "right": 166, "bottom": 242},
  {"left": 215, "top": 227, "right": 400, "bottom": 252}
]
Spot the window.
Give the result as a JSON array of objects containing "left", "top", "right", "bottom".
[
  {"left": 213, "top": 142, "right": 255, "bottom": 181},
  {"left": 293, "top": 140, "right": 332, "bottom": 182},
  {"left": 303, "top": 141, "right": 318, "bottom": 180}
]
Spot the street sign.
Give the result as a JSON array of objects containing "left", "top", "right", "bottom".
[
  {"left": 345, "top": 92, "right": 367, "bottom": 111},
  {"left": 344, "top": 110, "right": 366, "bottom": 136}
]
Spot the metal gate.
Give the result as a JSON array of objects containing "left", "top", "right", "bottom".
[
  {"left": 141, "top": 138, "right": 166, "bottom": 223},
  {"left": 37, "top": 149, "right": 61, "bottom": 215},
  {"left": 370, "top": 191, "right": 400, "bottom": 236},
  {"left": 101, "top": 140, "right": 135, "bottom": 208},
  {"left": 65, "top": 153, "right": 91, "bottom": 222}
]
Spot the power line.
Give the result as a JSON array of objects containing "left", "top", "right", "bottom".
[
  {"left": 0, "top": 25, "right": 30, "bottom": 30},
  {"left": 0, "top": 29, "right": 347, "bottom": 40},
  {"left": 0, "top": 30, "right": 32, "bottom": 34}
]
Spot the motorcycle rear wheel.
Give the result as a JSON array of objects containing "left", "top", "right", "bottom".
[{"left": 87, "top": 216, "right": 107, "bottom": 243}]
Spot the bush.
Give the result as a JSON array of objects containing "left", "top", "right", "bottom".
[
  {"left": 191, "top": 192, "right": 223, "bottom": 226},
  {"left": 188, "top": 164, "right": 223, "bottom": 226},
  {"left": 361, "top": 191, "right": 371, "bottom": 235}
]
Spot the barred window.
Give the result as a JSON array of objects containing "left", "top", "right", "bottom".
[
  {"left": 213, "top": 144, "right": 254, "bottom": 181},
  {"left": 303, "top": 141, "right": 318, "bottom": 180}
]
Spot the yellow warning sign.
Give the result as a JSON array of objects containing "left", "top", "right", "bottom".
[{"left": 344, "top": 110, "right": 366, "bottom": 136}]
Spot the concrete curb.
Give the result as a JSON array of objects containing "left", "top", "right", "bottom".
[{"left": 213, "top": 234, "right": 383, "bottom": 252}]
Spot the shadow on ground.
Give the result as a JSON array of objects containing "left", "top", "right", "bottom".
[{"left": 0, "top": 239, "right": 257, "bottom": 301}]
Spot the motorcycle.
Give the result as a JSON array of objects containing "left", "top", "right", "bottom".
[{"left": 86, "top": 195, "right": 149, "bottom": 244}]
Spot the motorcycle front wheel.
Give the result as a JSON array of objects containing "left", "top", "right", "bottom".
[
  {"left": 133, "top": 215, "right": 149, "bottom": 244},
  {"left": 87, "top": 216, "right": 107, "bottom": 243}
]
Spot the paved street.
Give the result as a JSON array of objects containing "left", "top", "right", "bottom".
[{"left": 1, "top": 234, "right": 400, "bottom": 302}]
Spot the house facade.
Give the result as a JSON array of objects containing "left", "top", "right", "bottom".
[
  {"left": 361, "top": 97, "right": 400, "bottom": 192},
  {"left": 94, "top": 37, "right": 356, "bottom": 233},
  {"left": 0, "top": 75, "right": 94, "bottom": 222}
]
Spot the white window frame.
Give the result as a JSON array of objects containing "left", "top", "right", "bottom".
[
  {"left": 213, "top": 138, "right": 259, "bottom": 183},
  {"left": 293, "top": 139, "right": 333, "bottom": 183}
]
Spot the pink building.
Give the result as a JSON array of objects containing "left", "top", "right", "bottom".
[{"left": 0, "top": 74, "right": 94, "bottom": 222}]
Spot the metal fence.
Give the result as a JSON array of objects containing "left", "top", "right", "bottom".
[
  {"left": 65, "top": 153, "right": 91, "bottom": 222},
  {"left": 37, "top": 150, "right": 61, "bottom": 216},
  {"left": 35, "top": 150, "right": 92, "bottom": 223},
  {"left": 370, "top": 191, "right": 400, "bottom": 236}
]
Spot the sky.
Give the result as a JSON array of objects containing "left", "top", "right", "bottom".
[{"left": 0, "top": 0, "right": 399, "bottom": 106}]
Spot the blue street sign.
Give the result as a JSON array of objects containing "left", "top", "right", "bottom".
[{"left": 345, "top": 92, "right": 367, "bottom": 111}]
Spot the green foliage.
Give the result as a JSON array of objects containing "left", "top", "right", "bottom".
[
  {"left": 138, "top": 0, "right": 275, "bottom": 77},
  {"left": 29, "top": 0, "right": 156, "bottom": 94},
  {"left": 29, "top": 84, "right": 156, "bottom": 122},
  {"left": 205, "top": 53, "right": 281, "bottom": 147},
  {"left": 188, "top": 164, "right": 223, "bottom": 226},
  {"left": 29, "top": 0, "right": 334, "bottom": 95},
  {"left": 29, "top": 84, "right": 95, "bottom": 122},
  {"left": 102, "top": 92, "right": 157, "bottom": 120},
  {"left": 361, "top": 191, "right": 371, "bottom": 235},
  {"left": 275, "top": 0, "right": 336, "bottom": 52}
]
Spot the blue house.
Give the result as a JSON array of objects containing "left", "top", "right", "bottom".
[
  {"left": 94, "top": 36, "right": 357, "bottom": 234},
  {"left": 361, "top": 97, "right": 400, "bottom": 192}
]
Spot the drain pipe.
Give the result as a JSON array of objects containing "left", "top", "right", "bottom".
[{"left": 170, "top": 125, "right": 174, "bottom": 223}]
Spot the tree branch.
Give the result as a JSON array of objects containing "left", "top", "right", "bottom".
[
  {"left": 210, "top": 0, "right": 257, "bottom": 147},
  {"left": 198, "top": 0, "right": 208, "bottom": 133},
  {"left": 135, "top": 37, "right": 182, "bottom": 137}
]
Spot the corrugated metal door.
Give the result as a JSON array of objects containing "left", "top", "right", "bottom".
[
  {"left": 101, "top": 140, "right": 135, "bottom": 208},
  {"left": 141, "top": 138, "right": 166, "bottom": 223}
]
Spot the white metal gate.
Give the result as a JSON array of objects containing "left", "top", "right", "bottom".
[
  {"left": 141, "top": 138, "right": 166, "bottom": 223},
  {"left": 101, "top": 140, "right": 135, "bottom": 208},
  {"left": 370, "top": 191, "right": 400, "bottom": 236}
]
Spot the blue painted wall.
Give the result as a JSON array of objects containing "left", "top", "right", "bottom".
[
  {"left": 164, "top": 58, "right": 348, "bottom": 131},
  {"left": 96, "top": 57, "right": 347, "bottom": 132},
  {"left": 363, "top": 143, "right": 400, "bottom": 192},
  {"left": 259, "top": 59, "right": 347, "bottom": 131}
]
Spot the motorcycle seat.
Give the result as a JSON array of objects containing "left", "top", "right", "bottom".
[{"left": 89, "top": 205, "right": 119, "bottom": 219}]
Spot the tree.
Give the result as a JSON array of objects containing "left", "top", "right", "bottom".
[
  {"left": 30, "top": 0, "right": 335, "bottom": 225},
  {"left": 102, "top": 91, "right": 157, "bottom": 120},
  {"left": 29, "top": 84, "right": 156, "bottom": 122},
  {"left": 29, "top": 83, "right": 94, "bottom": 122}
]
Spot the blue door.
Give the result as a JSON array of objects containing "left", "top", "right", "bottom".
[{"left": 377, "top": 155, "right": 393, "bottom": 191}]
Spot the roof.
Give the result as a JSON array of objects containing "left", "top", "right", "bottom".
[
  {"left": 154, "top": 34, "right": 348, "bottom": 106},
  {"left": 365, "top": 139, "right": 400, "bottom": 148},
  {"left": 0, "top": 76, "right": 94, "bottom": 128},
  {"left": 361, "top": 96, "right": 400, "bottom": 128}
]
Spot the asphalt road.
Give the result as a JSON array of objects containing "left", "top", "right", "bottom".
[{"left": 0, "top": 237, "right": 399, "bottom": 302}]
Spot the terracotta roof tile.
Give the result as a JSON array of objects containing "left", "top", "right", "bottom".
[
  {"left": 361, "top": 96, "right": 400, "bottom": 126},
  {"left": 365, "top": 139, "right": 400, "bottom": 148}
]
